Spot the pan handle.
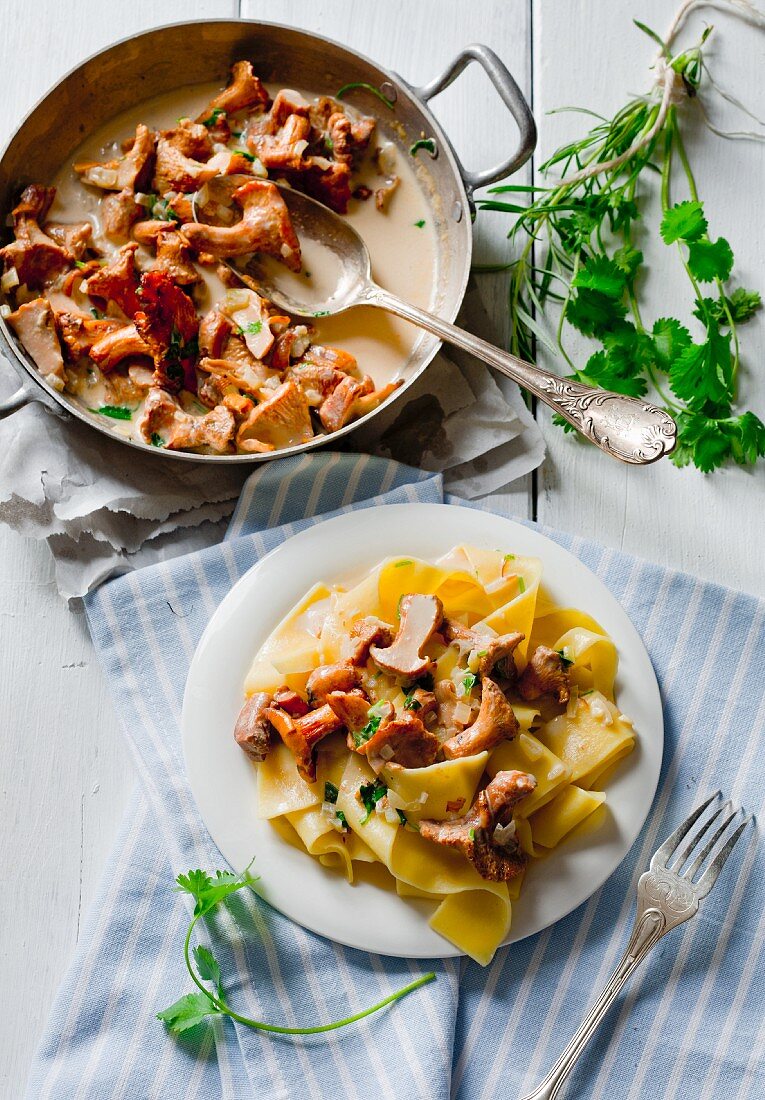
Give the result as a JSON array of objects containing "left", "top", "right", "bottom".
[{"left": 409, "top": 44, "right": 536, "bottom": 200}]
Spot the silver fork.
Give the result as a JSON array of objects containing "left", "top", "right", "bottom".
[{"left": 519, "top": 791, "right": 753, "bottom": 1100}]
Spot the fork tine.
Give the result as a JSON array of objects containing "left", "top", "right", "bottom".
[
  {"left": 694, "top": 814, "right": 753, "bottom": 898},
  {"left": 650, "top": 791, "right": 721, "bottom": 869},
  {"left": 684, "top": 804, "right": 736, "bottom": 880},
  {"left": 670, "top": 799, "right": 729, "bottom": 870}
]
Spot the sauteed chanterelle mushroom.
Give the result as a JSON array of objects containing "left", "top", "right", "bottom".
[{"left": 0, "top": 63, "right": 435, "bottom": 455}]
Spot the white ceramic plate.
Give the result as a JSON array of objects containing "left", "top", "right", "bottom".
[{"left": 182, "top": 504, "right": 663, "bottom": 958}]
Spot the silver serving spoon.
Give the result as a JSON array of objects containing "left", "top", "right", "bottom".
[{"left": 194, "top": 183, "right": 676, "bottom": 464}]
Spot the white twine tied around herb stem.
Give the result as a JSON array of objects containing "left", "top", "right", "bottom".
[{"left": 562, "top": 0, "right": 765, "bottom": 187}]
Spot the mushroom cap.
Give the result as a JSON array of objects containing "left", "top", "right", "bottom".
[{"left": 369, "top": 593, "right": 443, "bottom": 679}]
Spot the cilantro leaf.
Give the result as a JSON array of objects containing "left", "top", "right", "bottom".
[
  {"left": 687, "top": 237, "right": 734, "bottom": 283},
  {"left": 613, "top": 245, "right": 643, "bottom": 283},
  {"left": 576, "top": 348, "right": 647, "bottom": 398},
  {"left": 572, "top": 256, "right": 626, "bottom": 299},
  {"left": 652, "top": 318, "right": 691, "bottom": 371},
  {"left": 193, "top": 945, "right": 224, "bottom": 998},
  {"left": 669, "top": 327, "right": 732, "bottom": 408},
  {"left": 458, "top": 672, "right": 477, "bottom": 697},
  {"left": 175, "top": 867, "right": 253, "bottom": 917},
  {"left": 727, "top": 287, "right": 762, "bottom": 324},
  {"left": 670, "top": 412, "right": 734, "bottom": 472},
  {"left": 732, "top": 411, "right": 765, "bottom": 465},
  {"left": 660, "top": 200, "right": 707, "bottom": 244},
  {"left": 324, "top": 781, "right": 339, "bottom": 804},
  {"left": 157, "top": 991, "right": 222, "bottom": 1034},
  {"left": 90, "top": 405, "right": 133, "bottom": 420},
  {"left": 566, "top": 288, "right": 628, "bottom": 336}
]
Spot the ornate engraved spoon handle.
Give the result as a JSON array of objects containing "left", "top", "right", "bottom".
[{"left": 369, "top": 287, "right": 677, "bottom": 465}]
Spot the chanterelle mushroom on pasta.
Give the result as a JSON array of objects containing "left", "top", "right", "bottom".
[
  {"left": 517, "top": 645, "right": 571, "bottom": 704},
  {"left": 369, "top": 593, "right": 444, "bottom": 679},
  {"left": 265, "top": 702, "right": 343, "bottom": 783},
  {"left": 419, "top": 770, "right": 536, "bottom": 882},
  {"left": 441, "top": 677, "right": 519, "bottom": 759}
]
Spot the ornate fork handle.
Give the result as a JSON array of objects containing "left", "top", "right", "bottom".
[
  {"left": 369, "top": 287, "right": 677, "bottom": 465},
  {"left": 519, "top": 870, "right": 699, "bottom": 1100}
]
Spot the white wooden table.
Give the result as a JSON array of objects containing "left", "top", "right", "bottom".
[{"left": 1, "top": 0, "right": 763, "bottom": 1090}]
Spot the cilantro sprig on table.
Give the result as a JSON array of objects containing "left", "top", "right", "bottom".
[
  {"left": 157, "top": 864, "right": 434, "bottom": 1036},
  {"left": 480, "top": 19, "right": 764, "bottom": 473}
]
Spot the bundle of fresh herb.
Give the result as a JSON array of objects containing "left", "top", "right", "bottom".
[
  {"left": 482, "top": 7, "right": 764, "bottom": 471},
  {"left": 157, "top": 864, "right": 434, "bottom": 1035}
]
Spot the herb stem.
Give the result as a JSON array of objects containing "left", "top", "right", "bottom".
[{"left": 182, "top": 907, "right": 435, "bottom": 1035}]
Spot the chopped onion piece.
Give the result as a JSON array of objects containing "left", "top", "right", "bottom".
[
  {"left": 493, "top": 820, "right": 517, "bottom": 847},
  {"left": 0, "top": 303, "right": 10, "bottom": 318},
  {"left": 547, "top": 761, "right": 567, "bottom": 782},
  {"left": 418, "top": 791, "right": 429, "bottom": 804},
  {"left": 453, "top": 699, "right": 473, "bottom": 725},
  {"left": 384, "top": 805, "right": 400, "bottom": 825},
  {"left": 379, "top": 743, "right": 395, "bottom": 761}
]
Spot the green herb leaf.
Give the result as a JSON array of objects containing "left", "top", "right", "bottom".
[
  {"left": 660, "top": 200, "right": 707, "bottom": 244},
  {"left": 652, "top": 318, "right": 691, "bottom": 371},
  {"left": 572, "top": 256, "right": 626, "bottom": 299},
  {"left": 201, "top": 107, "right": 225, "bottom": 127},
  {"left": 556, "top": 649, "right": 574, "bottom": 669},
  {"left": 460, "top": 672, "right": 477, "bottom": 696},
  {"left": 726, "top": 287, "right": 762, "bottom": 324},
  {"left": 396, "top": 809, "right": 408, "bottom": 827},
  {"left": 669, "top": 327, "right": 732, "bottom": 407},
  {"left": 336, "top": 809, "right": 348, "bottom": 829},
  {"left": 324, "top": 781, "right": 339, "bottom": 804},
  {"left": 612, "top": 245, "right": 643, "bottom": 283},
  {"left": 410, "top": 138, "right": 437, "bottom": 157},
  {"left": 413, "top": 219, "right": 426, "bottom": 228},
  {"left": 566, "top": 288, "right": 628, "bottom": 336},
  {"left": 193, "top": 945, "right": 224, "bottom": 998},
  {"left": 394, "top": 559, "right": 413, "bottom": 567},
  {"left": 517, "top": 577, "right": 526, "bottom": 594},
  {"left": 243, "top": 320, "right": 262, "bottom": 335},
  {"left": 175, "top": 867, "right": 253, "bottom": 918},
  {"left": 336, "top": 82, "right": 395, "bottom": 109},
  {"left": 359, "top": 780, "right": 387, "bottom": 823},
  {"left": 403, "top": 692, "right": 421, "bottom": 711},
  {"left": 687, "top": 237, "right": 734, "bottom": 283},
  {"left": 157, "top": 991, "right": 223, "bottom": 1034},
  {"left": 90, "top": 307, "right": 104, "bottom": 320},
  {"left": 90, "top": 405, "right": 133, "bottom": 420}
]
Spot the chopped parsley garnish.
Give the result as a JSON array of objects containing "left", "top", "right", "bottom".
[
  {"left": 150, "top": 432, "right": 165, "bottom": 447},
  {"left": 468, "top": 828, "right": 475, "bottom": 840},
  {"left": 394, "top": 559, "right": 413, "bottom": 568},
  {"left": 241, "top": 320, "right": 262, "bottom": 335},
  {"left": 461, "top": 672, "right": 477, "bottom": 695},
  {"left": 151, "top": 196, "right": 181, "bottom": 223},
  {"left": 74, "top": 260, "right": 88, "bottom": 270},
  {"left": 410, "top": 138, "right": 437, "bottom": 158},
  {"left": 396, "top": 809, "right": 408, "bottom": 827},
  {"left": 90, "top": 307, "right": 104, "bottom": 320},
  {"left": 557, "top": 649, "right": 574, "bottom": 669},
  {"left": 234, "top": 148, "right": 256, "bottom": 162},
  {"left": 335, "top": 810, "right": 348, "bottom": 829},
  {"left": 517, "top": 577, "right": 526, "bottom": 594},
  {"left": 403, "top": 692, "right": 421, "bottom": 711},
  {"left": 335, "top": 81, "right": 395, "bottom": 110},
  {"left": 352, "top": 701, "right": 387, "bottom": 748},
  {"left": 475, "top": 650, "right": 488, "bottom": 658},
  {"left": 90, "top": 405, "right": 133, "bottom": 420},
  {"left": 359, "top": 780, "right": 388, "bottom": 824},
  {"left": 201, "top": 107, "right": 225, "bottom": 127},
  {"left": 167, "top": 326, "right": 198, "bottom": 368},
  {"left": 313, "top": 310, "right": 331, "bottom": 317},
  {"left": 324, "top": 135, "right": 334, "bottom": 154},
  {"left": 504, "top": 553, "right": 516, "bottom": 562},
  {"left": 413, "top": 219, "right": 426, "bottom": 229},
  {"left": 324, "top": 781, "right": 339, "bottom": 804}
]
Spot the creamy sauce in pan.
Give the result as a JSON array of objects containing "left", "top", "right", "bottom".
[{"left": 46, "top": 81, "right": 438, "bottom": 441}]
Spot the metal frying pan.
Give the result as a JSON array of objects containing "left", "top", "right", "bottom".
[{"left": 0, "top": 20, "right": 535, "bottom": 463}]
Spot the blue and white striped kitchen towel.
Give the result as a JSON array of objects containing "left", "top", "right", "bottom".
[{"left": 26, "top": 453, "right": 763, "bottom": 1100}]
